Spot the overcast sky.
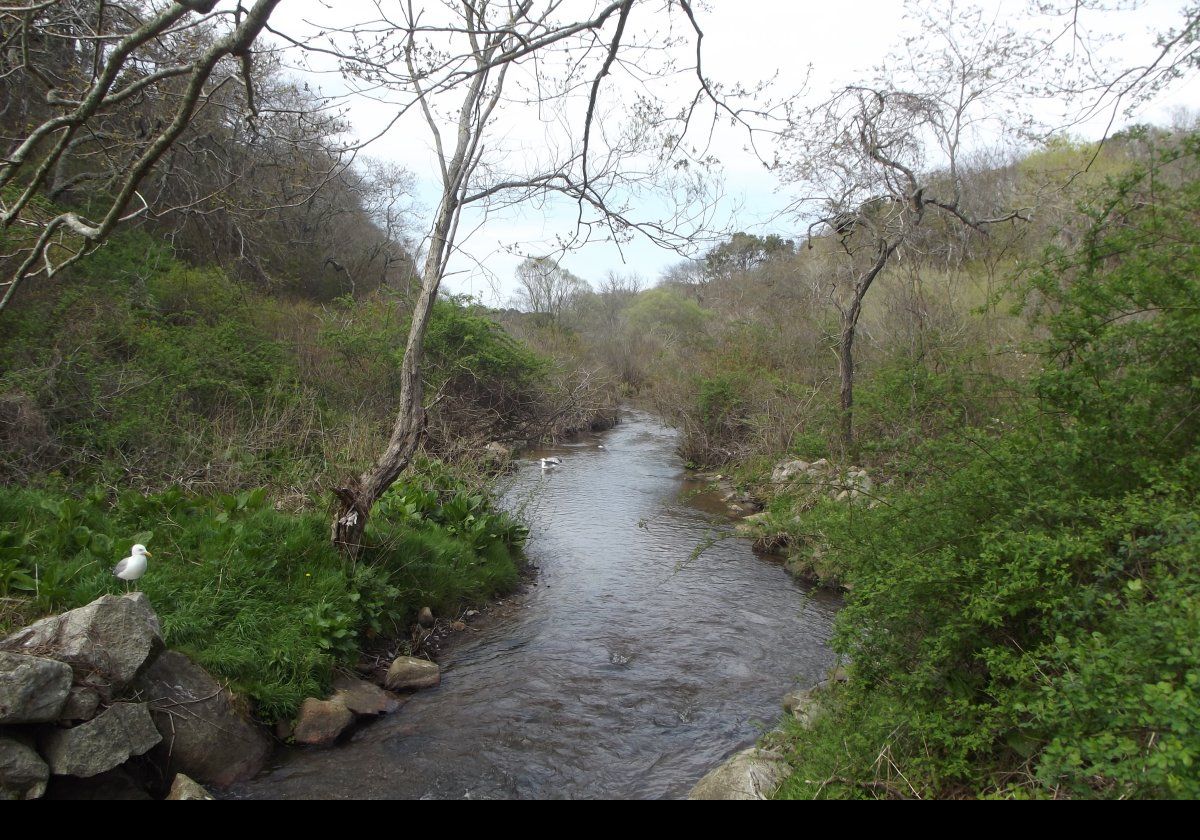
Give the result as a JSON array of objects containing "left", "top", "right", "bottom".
[{"left": 264, "top": 1, "right": 1200, "bottom": 304}]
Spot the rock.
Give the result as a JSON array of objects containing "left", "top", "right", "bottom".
[
  {"left": 782, "top": 688, "right": 823, "bottom": 728},
  {"left": 1, "top": 593, "right": 162, "bottom": 700},
  {"left": 482, "top": 441, "right": 513, "bottom": 462},
  {"left": 827, "top": 664, "right": 850, "bottom": 684},
  {"left": 688, "top": 748, "right": 789, "bottom": 800},
  {"left": 274, "top": 719, "right": 294, "bottom": 741},
  {"left": 770, "top": 460, "right": 811, "bottom": 483},
  {"left": 0, "top": 734, "right": 49, "bottom": 800},
  {"left": 385, "top": 656, "right": 440, "bottom": 691},
  {"left": 166, "top": 773, "right": 214, "bottom": 800},
  {"left": 417, "top": 606, "right": 435, "bottom": 628},
  {"left": 59, "top": 686, "right": 101, "bottom": 723},
  {"left": 39, "top": 701, "right": 160, "bottom": 778},
  {"left": 330, "top": 673, "right": 400, "bottom": 716},
  {"left": 130, "top": 650, "right": 270, "bottom": 788},
  {"left": 292, "top": 698, "right": 354, "bottom": 746},
  {"left": 0, "top": 650, "right": 73, "bottom": 724}
]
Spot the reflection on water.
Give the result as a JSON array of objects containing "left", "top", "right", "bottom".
[{"left": 234, "top": 411, "right": 839, "bottom": 800}]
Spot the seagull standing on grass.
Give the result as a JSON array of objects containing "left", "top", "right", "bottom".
[{"left": 113, "top": 544, "right": 150, "bottom": 591}]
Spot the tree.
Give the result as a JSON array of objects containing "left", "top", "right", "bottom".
[
  {"left": 513, "top": 257, "right": 586, "bottom": 324},
  {"left": 0, "top": 0, "right": 286, "bottom": 309},
  {"left": 703, "top": 231, "right": 794, "bottom": 284},
  {"left": 781, "top": 2, "right": 1057, "bottom": 451},
  {"left": 324, "top": 0, "right": 747, "bottom": 553}
]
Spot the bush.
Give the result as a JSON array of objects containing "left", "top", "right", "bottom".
[{"left": 776, "top": 137, "right": 1200, "bottom": 799}]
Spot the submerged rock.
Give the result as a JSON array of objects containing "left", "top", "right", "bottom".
[
  {"left": 39, "top": 702, "right": 160, "bottom": 778},
  {"left": 0, "top": 734, "right": 49, "bottom": 800},
  {"left": 688, "top": 748, "right": 789, "bottom": 800},
  {"left": 130, "top": 650, "right": 270, "bottom": 788},
  {"left": 330, "top": 673, "right": 401, "bottom": 716},
  {"left": 293, "top": 698, "right": 354, "bottom": 746},
  {"left": 0, "top": 650, "right": 73, "bottom": 724},
  {"left": 385, "top": 656, "right": 440, "bottom": 691},
  {"left": 2, "top": 593, "right": 162, "bottom": 700}
]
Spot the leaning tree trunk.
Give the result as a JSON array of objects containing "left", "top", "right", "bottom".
[
  {"left": 331, "top": 227, "right": 451, "bottom": 555},
  {"left": 836, "top": 240, "right": 896, "bottom": 455}
]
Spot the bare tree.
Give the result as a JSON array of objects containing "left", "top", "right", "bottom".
[
  {"left": 513, "top": 256, "right": 586, "bottom": 324},
  {"left": 0, "top": 0, "right": 287, "bottom": 310},
  {"left": 326, "top": 0, "right": 751, "bottom": 553},
  {"left": 781, "top": 2, "right": 1070, "bottom": 451}
]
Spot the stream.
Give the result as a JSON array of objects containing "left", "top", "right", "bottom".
[{"left": 234, "top": 411, "right": 839, "bottom": 799}]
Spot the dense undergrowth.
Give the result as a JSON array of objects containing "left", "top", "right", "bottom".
[
  {"left": 0, "top": 226, "right": 550, "bottom": 723},
  {"left": 766, "top": 138, "right": 1200, "bottom": 798}
]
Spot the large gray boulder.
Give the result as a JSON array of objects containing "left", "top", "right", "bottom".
[
  {"left": 129, "top": 650, "right": 270, "bottom": 788},
  {"left": 39, "top": 701, "right": 161, "bottom": 778},
  {"left": 0, "top": 650, "right": 73, "bottom": 724},
  {"left": 0, "top": 735, "right": 50, "bottom": 800},
  {"left": 384, "top": 656, "right": 440, "bottom": 691},
  {"left": 688, "top": 748, "right": 789, "bottom": 800},
  {"left": 292, "top": 698, "right": 354, "bottom": 746},
  {"left": 2, "top": 593, "right": 162, "bottom": 700}
]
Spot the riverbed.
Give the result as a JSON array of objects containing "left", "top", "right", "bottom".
[{"left": 234, "top": 411, "right": 839, "bottom": 799}]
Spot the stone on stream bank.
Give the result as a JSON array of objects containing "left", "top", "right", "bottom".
[
  {"left": 166, "top": 773, "right": 214, "bottom": 800},
  {"left": 0, "top": 734, "right": 49, "bottom": 800},
  {"left": 131, "top": 650, "right": 271, "bottom": 787},
  {"left": 385, "top": 656, "right": 441, "bottom": 691},
  {"left": 687, "top": 748, "right": 790, "bottom": 800},
  {"left": 0, "top": 651, "right": 73, "bottom": 724},
  {"left": 330, "top": 674, "right": 401, "bottom": 716},
  {"left": 39, "top": 702, "right": 160, "bottom": 778},
  {"left": 0, "top": 592, "right": 270, "bottom": 798},
  {"left": 293, "top": 698, "right": 356, "bottom": 746},
  {"left": 1, "top": 593, "right": 162, "bottom": 701}
]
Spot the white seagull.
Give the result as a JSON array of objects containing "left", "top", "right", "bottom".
[
  {"left": 113, "top": 544, "right": 151, "bottom": 591},
  {"left": 540, "top": 457, "right": 563, "bottom": 470}
]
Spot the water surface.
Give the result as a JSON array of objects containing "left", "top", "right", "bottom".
[{"left": 236, "top": 411, "right": 838, "bottom": 799}]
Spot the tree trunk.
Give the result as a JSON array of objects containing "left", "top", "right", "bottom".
[
  {"left": 331, "top": 226, "right": 451, "bottom": 555},
  {"left": 838, "top": 305, "right": 858, "bottom": 454}
]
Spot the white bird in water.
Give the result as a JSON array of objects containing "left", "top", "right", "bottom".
[
  {"left": 113, "top": 544, "right": 150, "bottom": 591},
  {"left": 540, "top": 457, "right": 563, "bottom": 469}
]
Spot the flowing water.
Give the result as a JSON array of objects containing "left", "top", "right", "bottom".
[{"left": 235, "top": 411, "right": 839, "bottom": 799}]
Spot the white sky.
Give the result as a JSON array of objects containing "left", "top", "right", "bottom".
[{"left": 263, "top": 0, "right": 1200, "bottom": 304}]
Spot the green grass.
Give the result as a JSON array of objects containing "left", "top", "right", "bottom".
[{"left": 0, "top": 474, "right": 526, "bottom": 723}]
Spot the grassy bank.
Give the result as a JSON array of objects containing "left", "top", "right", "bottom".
[
  {"left": 0, "top": 224, "right": 548, "bottom": 723},
  {"left": 761, "top": 139, "right": 1200, "bottom": 798},
  {"left": 0, "top": 466, "right": 526, "bottom": 723}
]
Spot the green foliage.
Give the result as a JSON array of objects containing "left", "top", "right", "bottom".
[
  {"left": 0, "top": 467, "right": 525, "bottom": 722},
  {"left": 421, "top": 296, "right": 548, "bottom": 395},
  {"left": 775, "top": 138, "right": 1200, "bottom": 799},
  {"left": 626, "top": 287, "right": 711, "bottom": 345}
]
